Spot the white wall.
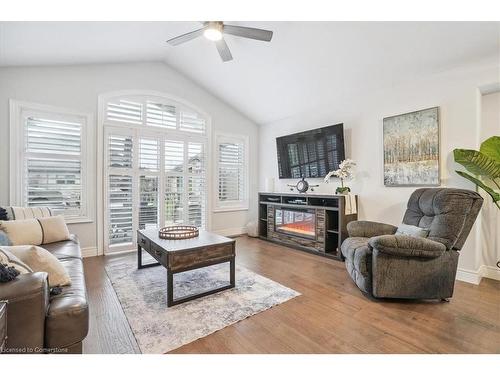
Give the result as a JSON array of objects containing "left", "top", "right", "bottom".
[
  {"left": 259, "top": 61, "right": 499, "bottom": 280},
  {"left": 0, "top": 62, "right": 259, "bottom": 252},
  {"left": 478, "top": 91, "right": 500, "bottom": 276}
]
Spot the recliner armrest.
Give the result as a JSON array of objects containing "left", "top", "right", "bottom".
[
  {"left": 347, "top": 221, "right": 398, "bottom": 238},
  {"left": 0, "top": 272, "right": 49, "bottom": 352},
  {"left": 369, "top": 235, "right": 446, "bottom": 258}
]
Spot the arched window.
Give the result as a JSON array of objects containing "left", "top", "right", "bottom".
[{"left": 101, "top": 92, "right": 209, "bottom": 253}]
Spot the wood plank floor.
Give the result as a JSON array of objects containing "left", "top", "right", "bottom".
[{"left": 82, "top": 236, "right": 500, "bottom": 354}]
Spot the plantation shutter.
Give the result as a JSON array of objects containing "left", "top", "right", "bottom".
[
  {"left": 24, "top": 116, "right": 83, "bottom": 216},
  {"left": 103, "top": 94, "right": 208, "bottom": 253},
  {"left": 218, "top": 140, "right": 246, "bottom": 203},
  {"left": 187, "top": 142, "right": 206, "bottom": 227}
]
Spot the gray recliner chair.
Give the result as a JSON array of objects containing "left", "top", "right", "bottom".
[{"left": 341, "top": 188, "right": 483, "bottom": 300}]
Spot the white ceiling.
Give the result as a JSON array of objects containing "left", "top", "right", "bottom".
[{"left": 1, "top": 22, "right": 498, "bottom": 124}]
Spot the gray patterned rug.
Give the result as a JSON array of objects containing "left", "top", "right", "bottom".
[{"left": 105, "top": 257, "right": 300, "bottom": 353}]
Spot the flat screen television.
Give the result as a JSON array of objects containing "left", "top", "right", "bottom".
[{"left": 276, "top": 123, "right": 345, "bottom": 179}]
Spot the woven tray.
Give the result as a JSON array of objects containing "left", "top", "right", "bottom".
[{"left": 159, "top": 225, "right": 199, "bottom": 240}]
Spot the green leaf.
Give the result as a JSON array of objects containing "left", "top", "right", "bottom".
[
  {"left": 453, "top": 149, "right": 500, "bottom": 179},
  {"left": 479, "top": 136, "right": 500, "bottom": 162},
  {"left": 456, "top": 170, "right": 500, "bottom": 203}
]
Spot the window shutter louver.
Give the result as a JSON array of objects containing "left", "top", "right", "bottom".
[
  {"left": 146, "top": 101, "right": 176, "bottom": 129},
  {"left": 108, "top": 135, "right": 133, "bottom": 168},
  {"left": 139, "top": 175, "right": 159, "bottom": 230},
  {"left": 24, "top": 116, "right": 84, "bottom": 216},
  {"left": 108, "top": 175, "right": 133, "bottom": 245},
  {"left": 139, "top": 138, "right": 159, "bottom": 171},
  {"left": 180, "top": 110, "right": 205, "bottom": 134},
  {"left": 218, "top": 141, "right": 245, "bottom": 202},
  {"left": 187, "top": 142, "right": 205, "bottom": 227},
  {"left": 165, "top": 140, "right": 184, "bottom": 172},
  {"left": 165, "top": 176, "right": 184, "bottom": 225},
  {"left": 106, "top": 99, "right": 142, "bottom": 124}
]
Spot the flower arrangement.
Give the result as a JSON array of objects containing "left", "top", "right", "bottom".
[{"left": 324, "top": 159, "right": 356, "bottom": 194}]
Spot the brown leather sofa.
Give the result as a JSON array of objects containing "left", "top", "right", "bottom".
[{"left": 0, "top": 235, "right": 89, "bottom": 354}]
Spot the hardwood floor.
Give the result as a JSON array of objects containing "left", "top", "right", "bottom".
[{"left": 82, "top": 236, "right": 500, "bottom": 354}]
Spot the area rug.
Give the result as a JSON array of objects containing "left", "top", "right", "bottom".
[{"left": 105, "top": 257, "right": 300, "bottom": 353}]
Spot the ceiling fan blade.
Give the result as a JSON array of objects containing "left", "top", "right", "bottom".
[
  {"left": 167, "top": 27, "right": 206, "bottom": 46},
  {"left": 215, "top": 38, "right": 233, "bottom": 62},
  {"left": 223, "top": 25, "right": 273, "bottom": 42}
]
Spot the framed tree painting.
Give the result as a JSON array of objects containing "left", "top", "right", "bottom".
[{"left": 383, "top": 107, "right": 440, "bottom": 186}]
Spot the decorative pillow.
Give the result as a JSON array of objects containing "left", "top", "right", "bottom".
[
  {"left": 5, "top": 245, "right": 71, "bottom": 287},
  {"left": 0, "top": 219, "right": 43, "bottom": 245},
  {"left": 396, "top": 223, "right": 430, "bottom": 238},
  {"left": 0, "top": 230, "right": 11, "bottom": 246},
  {"left": 0, "top": 216, "right": 70, "bottom": 245},
  {"left": 2, "top": 206, "right": 52, "bottom": 220},
  {"left": 0, "top": 247, "right": 33, "bottom": 275}
]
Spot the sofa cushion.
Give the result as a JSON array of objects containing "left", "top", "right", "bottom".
[
  {"left": 341, "top": 237, "right": 372, "bottom": 294},
  {"left": 45, "top": 257, "right": 88, "bottom": 349},
  {"left": 35, "top": 235, "right": 81, "bottom": 260}
]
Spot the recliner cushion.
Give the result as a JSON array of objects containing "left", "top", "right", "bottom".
[
  {"left": 341, "top": 237, "right": 372, "bottom": 294},
  {"left": 403, "top": 188, "right": 483, "bottom": 249}
]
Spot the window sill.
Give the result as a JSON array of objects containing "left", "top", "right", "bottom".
[
  {"left": 65, "top": 217, "right": 94, "bottom": 225},
  {"left": 213, "top": 207, "right": 249, "bottom": 213}
]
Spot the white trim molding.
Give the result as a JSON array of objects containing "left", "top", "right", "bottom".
[
  {"left": 81, "top": 247, "right": 98, "bottom": 258},
  {"left": 9, "top": 99, "right": 94, "bottom": 224},
  {"left": 456, "top": 265, "right": 500, "bottom": 285},
  {"left": 213, "top": 226, "right": 248, "bottom": 237}
]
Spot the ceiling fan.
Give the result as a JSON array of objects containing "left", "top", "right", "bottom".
[{"left": 166, "top": 21, "right": 273, "bottom": 62}]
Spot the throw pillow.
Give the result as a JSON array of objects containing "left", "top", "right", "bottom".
[
  {"left": 396, "top": 223, "right": 430, "bottom": 238},
  {"left": 37, "top": 216, "right": 71, "bottom": 244},
  {"left": 0, "top": 247, "right": 33, "bottom": 275},
  {"left": 0, "top": 219, "right": 43, "bottom": 245},
  {"left": 5, "top": 245, "right": 71, "bottom": 287},
  {"left": 0, "top": 216, "right": 70, "bottom": 245},
  {"left": 0, "top": 230, "right": 11, "bottom": 246}
]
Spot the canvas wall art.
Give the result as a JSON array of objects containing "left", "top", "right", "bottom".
[{"left": 383, "top": 107, "right": 440, "bottom": 186}]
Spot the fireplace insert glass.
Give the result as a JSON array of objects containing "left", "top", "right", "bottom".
[{"left": 275, "top": 208, "right": 316, "bottom": 239}]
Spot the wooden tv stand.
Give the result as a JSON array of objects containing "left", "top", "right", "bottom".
[{"left": 258, "top": 192, "right": 358, "bottom": 261}]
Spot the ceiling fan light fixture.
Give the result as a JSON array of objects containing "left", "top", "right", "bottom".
[{"left": 203, "top": 27, "right": 223, "bottom": 41}]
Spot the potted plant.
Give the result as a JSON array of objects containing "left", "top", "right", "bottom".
[
  {"left": 453, "top": 136, "right": 500, "bottom": 209},
  {"left": 324, "top": 159, "right": 356, "bottom": 194}
]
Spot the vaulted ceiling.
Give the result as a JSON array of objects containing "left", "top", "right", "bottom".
[{"left": 1, "top": 21, "right": 498, "bottom": 124}]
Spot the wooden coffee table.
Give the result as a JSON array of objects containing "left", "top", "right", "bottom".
[{"left": 137, "top": 228, "right": 236, "bottom": 307}]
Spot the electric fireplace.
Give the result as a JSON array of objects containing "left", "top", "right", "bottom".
[{"left": 275, "top": 207, "right": 316, "bottom": 239}]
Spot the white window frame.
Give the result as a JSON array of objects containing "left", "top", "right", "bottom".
[
  {"left": 9, "top": 100, "right": 94, "bottom": 223},
  {"left": 97, "top": 90, "right": 212, "bottom": 255},
  {"left": 214, "top": 132, "right": 249, "bottom": 212}
]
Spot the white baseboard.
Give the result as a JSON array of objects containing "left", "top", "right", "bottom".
[
  {"left": 456, "top": 268, "right": 482, "bottom": 285},
  {"left": 481, "top": 265, "right": 500, "bottom": 281},
  {"left": 456, "top": 265, "right": 500, "bottom": 284},
  {"left": 213, "top": 227, "right": 247, "bottom": 237},
  {"left": 81, "top": 246, "right": 98, "bottom": 258}
]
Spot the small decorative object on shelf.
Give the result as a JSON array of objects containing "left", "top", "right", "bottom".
[
  {"left": 159, "top": 225, "right": 199, "bottom": 240},
  {"left": 287, "top": 177, "right": 319, "bottom": 193},
  {"left": 324, "top": 159, "right": 356, "bottom": 195}
]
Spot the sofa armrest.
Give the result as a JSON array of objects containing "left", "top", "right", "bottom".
[
  {"left": 369, "top": 235, "right": 446, "bottom": 258},
  {"left": 347, "top": 221, "right": 398, "bottom": 238},
  {"left": 0, "top": 272, "right": 49, "bottom": 352}
]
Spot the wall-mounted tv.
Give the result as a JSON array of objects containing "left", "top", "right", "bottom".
[{"left": 276, "top": 124, "right": 345, "bottom": 179}]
